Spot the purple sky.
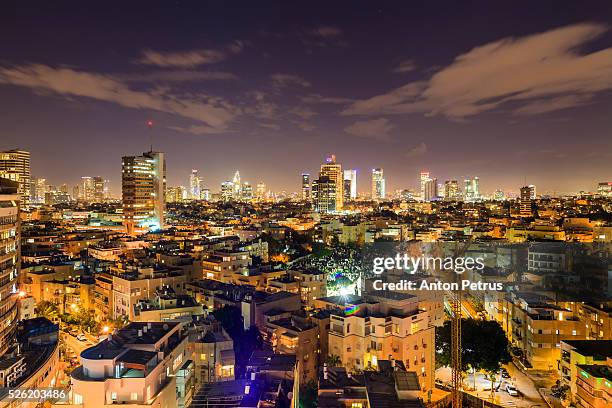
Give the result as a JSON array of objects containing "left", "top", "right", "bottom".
[{"left": 1, "top": 1, "right": 611, "bottom": 196}]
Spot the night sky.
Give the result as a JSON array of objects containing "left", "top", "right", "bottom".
[{"left": 1, "top": 1, "right": 611, "bottom": 196}]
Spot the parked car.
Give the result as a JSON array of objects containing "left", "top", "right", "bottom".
[
  {"left": 76, "top": 333, "right": 87, "bottom": 341},
  {"left": 501, "top": 368, "right": 511, "bottom": 378},
  {"left": 506, "top": 384, "right": 519, "bottom": 396}
]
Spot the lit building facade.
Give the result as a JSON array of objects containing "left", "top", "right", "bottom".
[
  {"left": 0, "top": 178, "right": 20, "bottom": 357},
  {"left": 320, "top": 155, "right": 343, "bottom": 210},
  {"left": 343, "top": 169, "right": 357, "bottom": 200},
  {"left": 0, "top": 149, "right": 31, "bottom": 209},
  {"left": 371, "top": 168, "right": 385, "bottom": 200},
  {"left": 301, "top": 173, "right": 311, "bottom": 201},
  {"left": 312, "top": 176, "right": 337, "bottom": 213},
  {"left": 122, "top": 151, "right": 166, "bottom": 234}
]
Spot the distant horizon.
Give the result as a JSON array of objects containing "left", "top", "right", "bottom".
[{"left": 1, "top": 2, "right": 611, "bottom": 195}]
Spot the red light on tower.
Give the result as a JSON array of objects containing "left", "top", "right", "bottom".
[{"left": 147, "top": 120, "right": 154, "bottom": 128}]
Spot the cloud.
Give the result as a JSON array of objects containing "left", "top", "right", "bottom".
[
  {"left": 119, "top": 70, "right": 237, "bottom": 82},
  {"left": 289, "top": 106, "right": 317, "bottom": 119},
  {"left": 169, "top": 124, "right": 230, "bottom": 135},
  {"left": 392, "top": 60, "right": 417, "bottom": 73},
  {"left": 270, "top": 73, "right": 311, "bottom": 88},
  {"left": 138, "top": 41, "right": 244, "bottom": 68},
  {"left": 0, "top": 64, "right": 237, "bottom": 131},
  {"left": 344, "top": 23, "right": 612, "bottom": 119},
  {"left": 302, "top": 25, "right": 347, "bottom": 47},
  {"left": 301, "top": 93, "right": 353, "bottom": 104},
  {"left": 344, "top": 118, "right": 394, "bottom": 141},
  {"left": 405, "top": 142, "right": 428, "bottom": 157},
  {"left": 309, "top": 26, "right": 343, "bottom": 38},
  {"left": 259, "top": 123, "right": 280, "bottom": 131}
]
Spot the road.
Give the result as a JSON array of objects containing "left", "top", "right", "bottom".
[
  {"left": 436, "top": 363, "right": 547, "bottom": 408},
  {"left": 62, "top": 331, "right": 96, "bottom": 357}
]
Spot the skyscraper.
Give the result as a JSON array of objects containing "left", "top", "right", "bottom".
[
  {"left": 371, "top": 168, "right": 385, "bottom": 200},
  {"left": 221, "top": 181, "right": 234, "bottom": 201},
  {"left": 423, "top": 178, "right": 438, "bottom": 202},
  {"left": 520, "top": 185, "right": 536, "bottom": 217},
  {"left": 93, "top": 176, "right": 105, "bottom": 202},
  {"left": 0, "top": 177, "right": 20, "bottom": 356},
  {"left": 464, "top": 177, "right": 481, "bottom": 202},
  {"left": 81, "top": 176, "right": 95, "bottom": 201},
  {"left": 122, "top": 151, "right": 166, "bottom": 234},
  {"left": 443, "top": 180, "right": 459, "bottom": 201},
  {"left": 0, "top": 149, "right": 31, "bottom": 208},
  {"left": 189, "top": 169, "right": 202, "bottom": 200},
  {"left": 320, "top": 155, "right": 343, "bottom": 210},
  {"left": 301, "top": 173, "right": 311, "bottom": 201},
  {"left": 233, "top": 171, "right": 241, "bottom": 199},
  {"left": 256, "top": 182, "right": 266, "bottom": 200},
  {"left": 419, "top": 171, "right": 431, "bottom": 201},
  {"left": 312, "top": 176, "right": 337, "bottom": 213},
  {"left": 343, "top": 169, "right": 357, "bottom": 200},
  {"left": 32, "top": 177, "right": 47, "bottom": 204}
]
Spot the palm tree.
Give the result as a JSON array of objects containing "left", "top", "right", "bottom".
[
  {"left": 326, "top": 354, "right": 341, "bottom": 367},
  {"left": 36, "top": 301, "right": 59, "bottom": 322}
]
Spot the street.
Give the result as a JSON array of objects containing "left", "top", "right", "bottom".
[{"left": 436, "top": 362, "right": 548, "bottom": 408}]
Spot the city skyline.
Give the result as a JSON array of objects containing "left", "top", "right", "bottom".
[{"left": 1, "top": 2, "right": 612, "bottom": 194}]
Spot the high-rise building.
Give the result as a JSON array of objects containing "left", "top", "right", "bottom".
[
  {"left": 166, "top": 186, "right": 185, "bottom": 203},
  {"left": 0, "top": 149, "right": 31, "bottom": 208},
  {"left": 464, "top": 177, "right": 481, "bottom": 202},
  {"left": 189, "top": 169, "right": 202, "bottom": 200},
  {"left": 320, "top": 155, "right": 343, "bottom": 210},
  {"left": 32, "top": 177, "right": 47, "bottom": 204},
  {"left": 221, "top": 181, "right": 234, "bottom": 201},
  {"left": 419, "top": 171, "right": 430, "bottom": 201},
  {"left": 343, "top": 178, "right": 352, "bottom": 203},
  {"left": 81, "top": 176, "right": 95, "bottom": 201},
  {"left": 312, "top": 176, "right": 337, "bottom": 213},
  {"left": 423, "top": 178, "right": 438, "bottom": 201},
  {"left": 443, "top": 180, "right": 459, "bottom": 201},
  {"left": 371, "top": 168, "right": 385, "bottom": 200},
  {"left": 242, "top": 182, "right": 253, "bottom": 200},
  {"left": 343, "top": 169, "right": 357, "bottom": 200},
  {"left": 122, "top": 151, "right": 166, "bottom": 234},
  {"left": 0, "top": 177, "right": 20, "bottom": 356},
  {"left": 520, "top": 185, "right": 536, "bottom": 216},
  {"left": 93, "top": 176, "right": 105, "bottom": 202},
  {"left": 232, "top": 171, "right": 241, "bottom": 199},
  {"left": 256, "top": 182, "right": 266, "bottom": 200},
  {"left": 201, "top": 188, "right": 210, "bottom": 201},
  {"left": 301, "top": 173, "right": 311, "bottom": 201}
]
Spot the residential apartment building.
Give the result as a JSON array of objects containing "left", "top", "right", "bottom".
[
  {"left": 319, "top": 291, "right": 435, "bottom": 394},
  {"left": 70, "top": 322, "right": 194, "bottom": 408}
]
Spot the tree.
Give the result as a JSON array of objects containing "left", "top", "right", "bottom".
[
  {"left": 300, "top": 380, "right": 318, "bottom": 408},
  {"left": 326, "top": 354, "right": 341, "bottom": 367},
  {"left": 36, "top": 301, "right": 59, "bottom": 322},
  {"left": 436, "top": 318, "right": 511, "bottom": 396}
]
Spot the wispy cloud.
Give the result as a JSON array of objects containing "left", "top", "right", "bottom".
[
  {"left": 119, "top": 70, "right": 237, "bottom": 82},
  {"left": 302, "top": 25, "right": 347, "bottom": 47},
  {"left": 169, "top": 124, "right": 231, "bottom": 135},
  {"left": 0, "top": 64, "right": 237, "bottom": 131},
  {"left": 270, "top": 73, "right": 311, "bottom": 88},
  {"left": 301, "top": 93, "right": 353, "bottom": 104},
  {"left": 137, "top": 41, "right": 244, "bottom": 68},
  {"left": 344, "top": 118, "right": 394, "bottom": 141},
  {"left": 392, "top": 60, "right": 417, "bottom": 73},
  {"left": 344, "top": 23, "right": 612, "bottom": 119},
  {"left": 405, "top": 142, "right": 428, "bottom": 157}
]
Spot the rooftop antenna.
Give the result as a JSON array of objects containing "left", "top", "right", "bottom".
[{"left": 147, "top": 120, "right": 154, "bottom": 152}]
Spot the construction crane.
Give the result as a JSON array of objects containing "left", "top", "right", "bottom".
[{"left": 450, "top": 241, "right": 471, "bottom": 408}]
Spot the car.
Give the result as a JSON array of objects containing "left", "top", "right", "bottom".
[
  {"left": 501, "top": 368, "right": 510, "bottom": 378},
  {"left": 76, "top": 334, "right": 87, "bottom": 341},
  {"left": 506, "top": 384, "right": 519, "bottom": 396}
]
